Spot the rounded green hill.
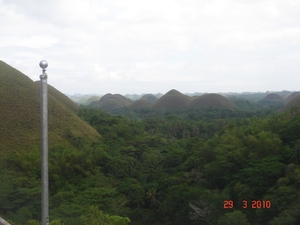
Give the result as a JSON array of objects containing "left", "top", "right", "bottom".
[
  {"left": 150, "top": 89, "right": 237, "bottom": 110},
  {"left": 263, "top": 93, "right": 283, "bottom": 101},
  {"left": 189, "top": 93, "right": 237, "bottom": 109},
  {"left": 97, "top": 93, "right": 132, "bottom": 111},
  {"left": 0, "top": 61, "right": 101, "bottom": 155},
  {"left": 151, "top": 89, "right": 190, "bottom": 109},
  {"left": 141, "top": 94, "right": 157, "bottom": 103},
  {"left": 85, "top": 95, "right": 101, "bottom": 105}
]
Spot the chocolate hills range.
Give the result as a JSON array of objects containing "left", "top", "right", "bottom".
[
  {"left": 2, "top": 59, "right": 300, "bottom": 137},
  {"left": 91, "top": 89, "right": 238, "bottom": 111},
  {"left": 73, "top": 90, "right": 300, "bottom": 109},
  {"left": 71, "top": 90, "right": 296, "bottom": 105},
  {"left": 87, "top": 89, "right": 300, "bottom": 113},
  {"left": 0, "top": 61, "right": 101, "bottom": 155}
]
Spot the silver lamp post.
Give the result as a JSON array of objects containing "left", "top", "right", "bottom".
[{"left": 39, "top": 60, "right": 49, "bottom": 225}]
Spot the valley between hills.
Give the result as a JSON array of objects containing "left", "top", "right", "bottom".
[{"left": 1, "top": 60, "right": 300, "bottom": 225}]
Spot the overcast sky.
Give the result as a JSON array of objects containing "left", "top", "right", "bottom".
[{"left": 1, "top": 0, "right": 299, "bottom": 95}]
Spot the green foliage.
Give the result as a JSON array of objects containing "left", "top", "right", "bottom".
[
  {"left": 81, "top": 206, "right": 130, "bottom": 225},
  {"left": 26, "top": 219, "right": 64, "bottom": 225},
  {"left": 234, "top": 156, "right": 285, "bottom": 197},
  {"left": 217, "top": 210, "right": 250, "bottom": 225},
  {"left": 2, "top": 102, "right": 300, "bottom": 225},
  {"left": 26, "top": 219, "right": 40, "bottom": 225},
  {"left": 278, "top": 113, "right": 300, "bottom": 146},
  {"left": 50, "top": 219, "right": 65, "bottom": 225}
]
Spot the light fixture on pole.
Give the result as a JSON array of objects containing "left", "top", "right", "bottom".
[{"left": 40, "top": 60, "right": 49, "bottom": 225}]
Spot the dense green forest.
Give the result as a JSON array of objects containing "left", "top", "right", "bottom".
[{"left": 1, "top": 104, "right": 300, "bottom": 225}]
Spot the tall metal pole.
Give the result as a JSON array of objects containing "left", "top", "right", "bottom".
[{"left": 40, "top": 60, "right": 49, "bottom": 225}]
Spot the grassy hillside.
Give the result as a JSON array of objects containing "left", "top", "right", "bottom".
[
  {"left": 188, "top": 93, "right": 237, "bottom": 110},
  {"left": 151, "top": 89, "right": 190, "bottom": 109},
  {"left": 96, "top": 93, "right": 132, "bottom": 111},
  {"left": 280, "top": 93, "right": 300, "bottom": 113},
  {"left": 141, "top": 94, "right": 158, "bottom": 103},
  {"left": 35, "top": 81, "right": 78, "bottom": 111},
  {"left": 263, "top": 93, "right": 283, "bottom": 101},
  {"left": 0, "top": 60, "right": 101, "bottom": 155},
  {"left": 150, "top": 90, "right": 237, "bottom": 110},
  {"left": 285, "top": 92, "right": 299, "bottom": 101},
  {"left": 85, "top": 95, "right": 101, "bottom": 105},
  {"left": 98, "top": 93, "right": 113, "bottom": 104}
]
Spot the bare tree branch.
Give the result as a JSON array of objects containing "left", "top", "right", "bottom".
[{"left": 189, "top": 200, "right": 214, "bottom": 225}]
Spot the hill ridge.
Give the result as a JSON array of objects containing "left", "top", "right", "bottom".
[{"left": 93, "top": 89, "right": 238, "bottom": 111}]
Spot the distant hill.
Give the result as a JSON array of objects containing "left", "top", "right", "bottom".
[
  {"left": 141, "top": 94, "right": 158, "bottom": 103},
  {"left": 85, "top": 95, "right": 101, "bottom": 105},
  {"left": 98, "top": 93, "right": 113, "bottom": 104},
  {"left": 279, "top": 93, "right": 300, "bottom": 113},
  {"left": 153, "top": 93, "right": 164, "bottom": 99},
  {"left": 0, "top": 61, "right": 101, "bottom": 155},
  {"left": 96, "top": 93, "right": 132, "bottom": 111},
  {"left": 189, "top": 93, "right": 237, "bottom": 109},
  {"left": 125, "top": 93, "right": 162, "bottom": 101},
  {"left": 150, "top": 89, "right": 237, "bottom": 110},
  {"left": 263, "top": 93, "right": 284, "bottom": 101},
  {"left": 68, "top": 95, "right": 90, "bottom": 105},
  {"left": 257, "top": 93, "right": 286, "bottom": 110},
  {"left": 151, "top": 89, "right": 190, "bottom": 109},
  {"left": 91, "top": 89, "right": 238, "bottom": 111},
  {"left": 124, "top": 93, "right": 142, "bottom": 101},
  {"left": 284, "top": 92, "right": 299, "bottom": 102}
]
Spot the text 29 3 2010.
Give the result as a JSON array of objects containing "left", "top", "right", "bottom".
[{"left": 223, "top": 200, "right": 271, "bottom": 209}]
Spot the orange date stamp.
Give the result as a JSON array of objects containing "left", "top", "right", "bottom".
[{"left": 224, "top": 200, "right": 271, "bottom": 209}]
